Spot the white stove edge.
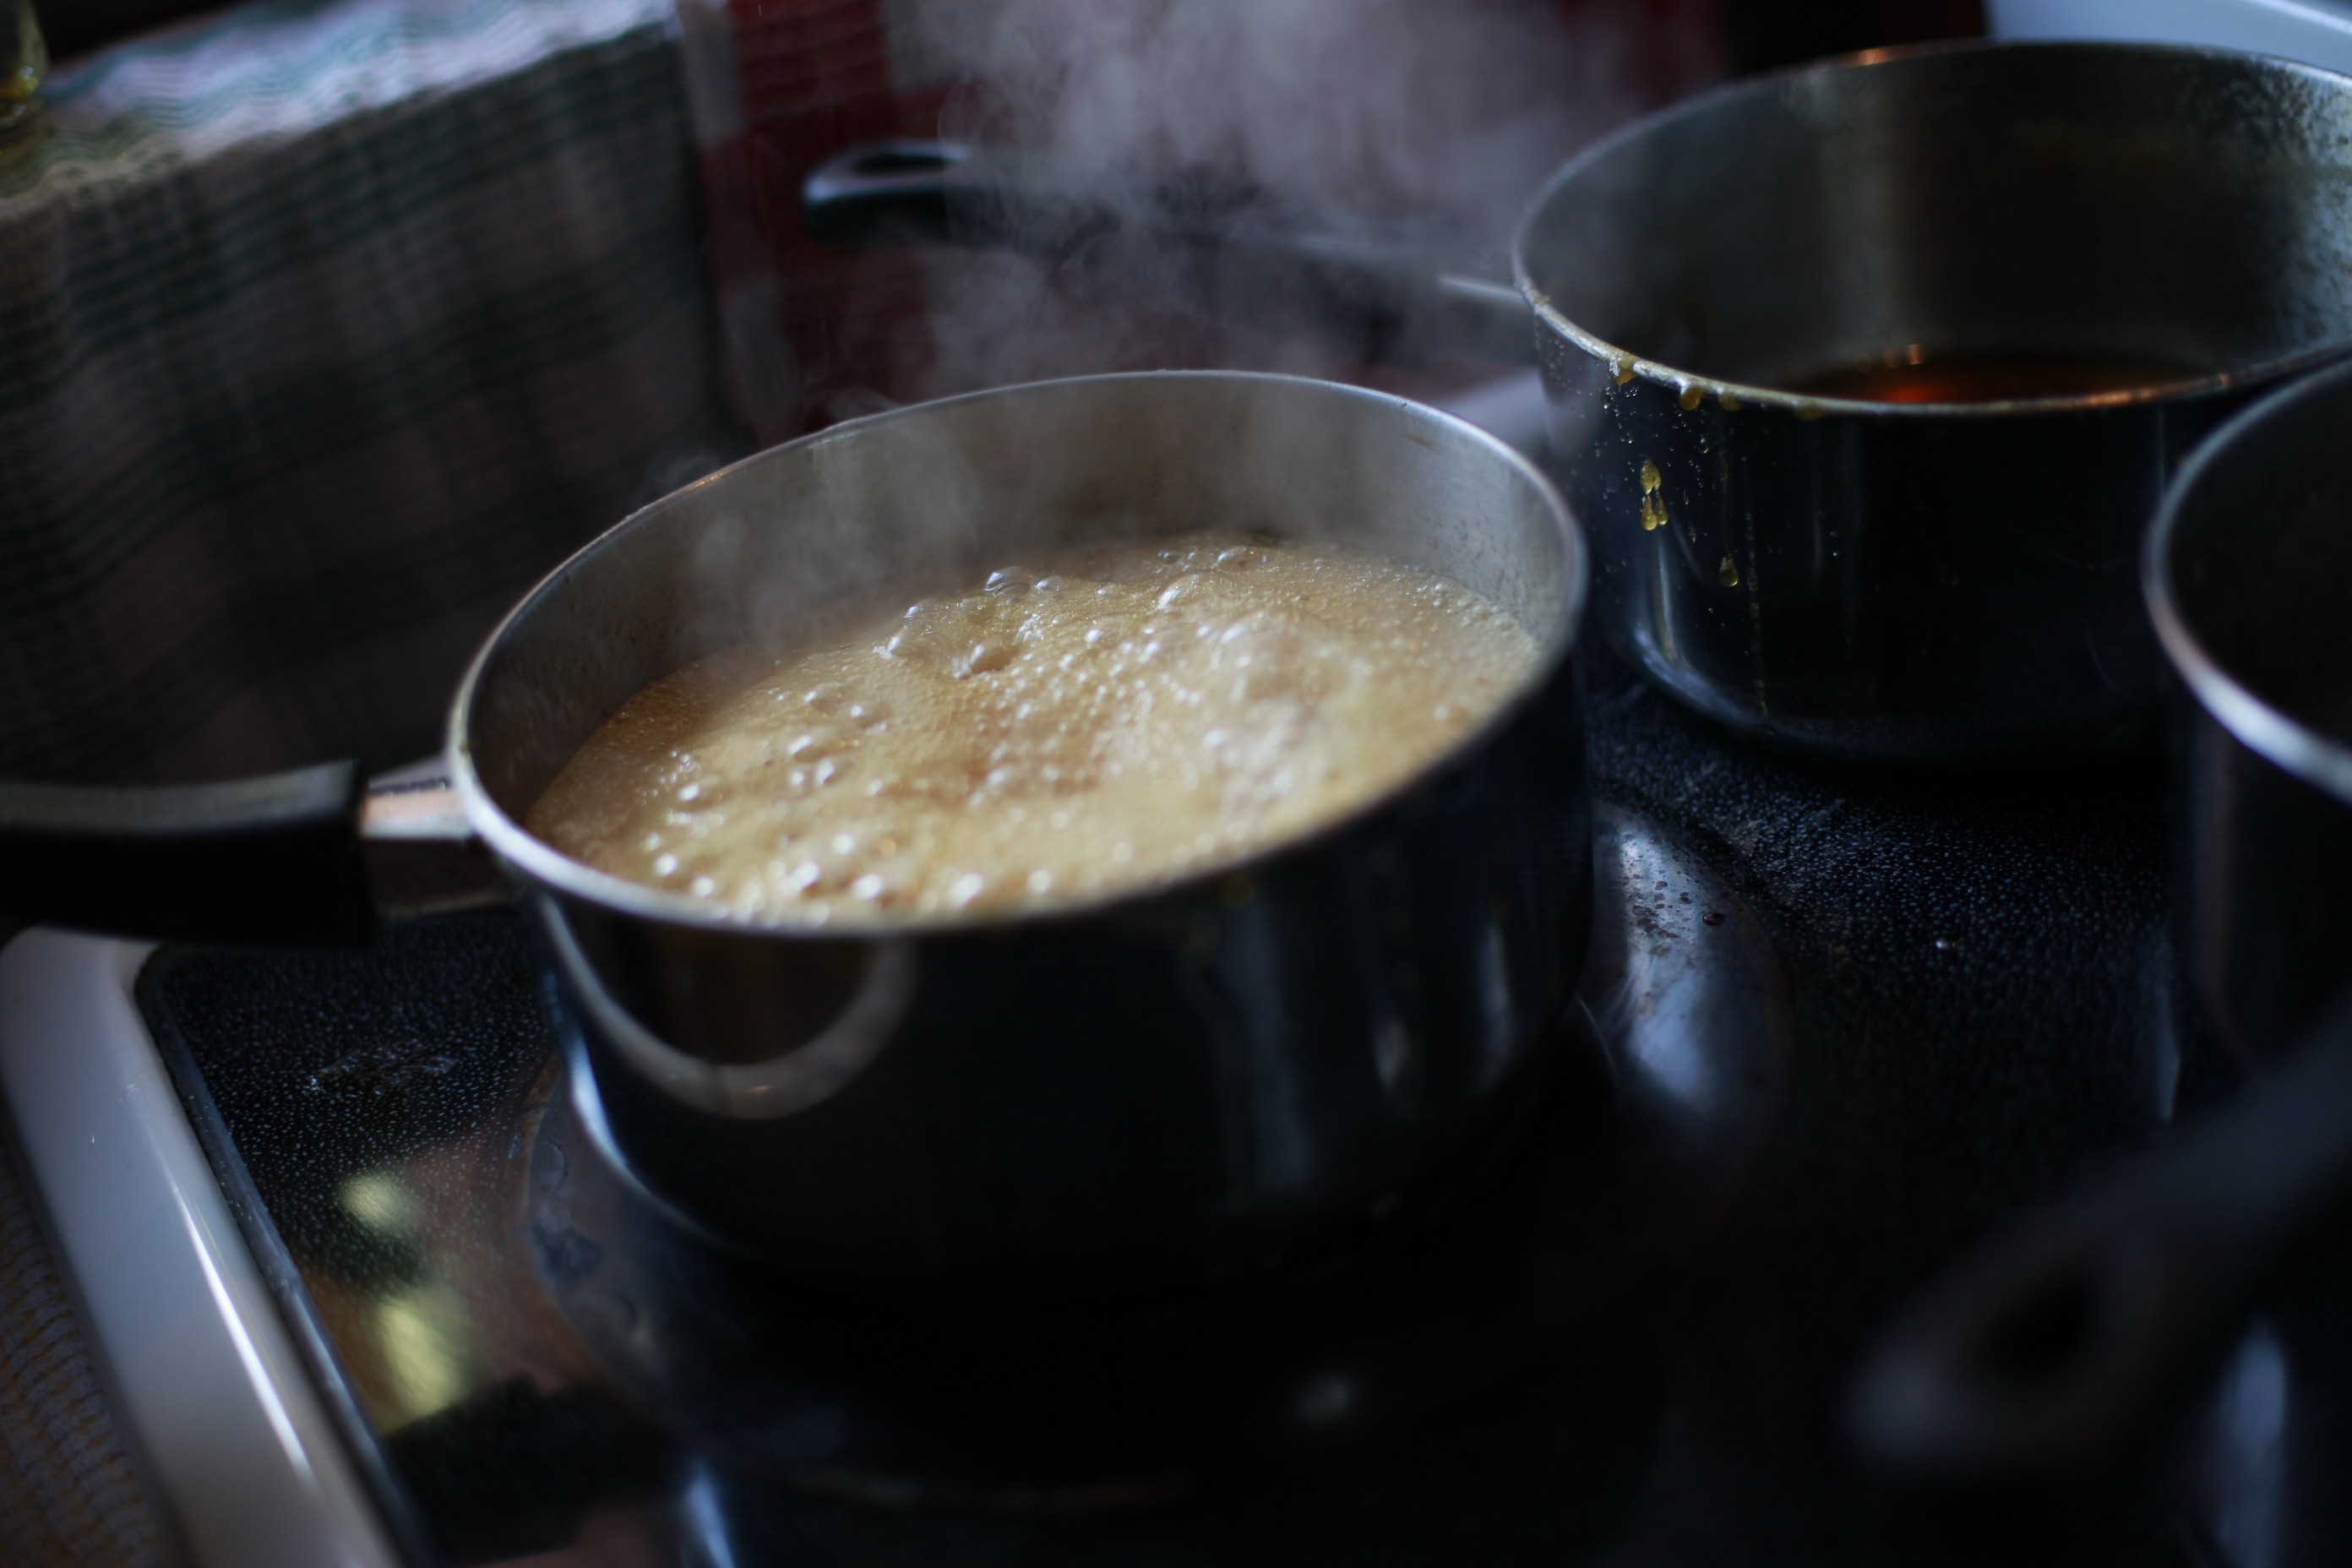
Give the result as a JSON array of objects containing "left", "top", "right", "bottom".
[
  {"left": 0, "top": 928, "right": 400, "bottom": 1568},
  {"left": 1990, "top": 0, "right": 2352, "bottom": 70}
]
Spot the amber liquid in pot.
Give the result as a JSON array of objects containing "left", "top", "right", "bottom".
[{"left": 1783, "top": 353, "right": 2207, "bottom": 405}]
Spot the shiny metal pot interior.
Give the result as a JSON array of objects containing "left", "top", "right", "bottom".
[
  {"left": 1519, "top": 41, "right": 2352, "bottom": 763},
  {"left": 451, "top": 371, "right": 1591, "bottom": 1303}
]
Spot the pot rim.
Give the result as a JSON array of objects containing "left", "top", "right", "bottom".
[
  {"left": 444, "top": 369, "right": 1586, "bottom": 939},
  {"left": 1512, "top": 36, "right": 2352, "bottom": 421},
  {"left": 2145, "top": 356, "right": 2352, "bottom": 808}
]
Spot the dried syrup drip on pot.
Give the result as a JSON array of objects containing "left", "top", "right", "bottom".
[{"left": 525, "top": 535, "right": 1538, "bottom": 926}]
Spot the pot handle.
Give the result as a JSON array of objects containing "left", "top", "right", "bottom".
[
  {"left": 800, "top": 139, "right": 1060, "bottom": 253},
  {"left": 0, "top": 762, "right": 504, "bottom": 946},
  {"left": 800, "top": 139, "right": 1536, "bottom": 367},
  {"left": 1848, "top": 994, "right": 2352, "bottom": 1489}
]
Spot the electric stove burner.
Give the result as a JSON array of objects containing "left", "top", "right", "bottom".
[
  {"left": 527, "top": 1032, "right": 1640, "bottom": 1505},
  {"left": 519, "top": 803, "right": 1789, "bottom": 1505}
]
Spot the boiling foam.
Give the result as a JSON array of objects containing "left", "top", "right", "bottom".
[{"left": 525, "top": 535, "right": 1539, "bottom": 925}]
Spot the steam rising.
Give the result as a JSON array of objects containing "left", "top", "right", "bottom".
[
  {"left": 937, "top": 0, "right": 1632, "bottom": 215},
  {"left": 896, "top": 0, "right": 1666, "bottom": 398}
]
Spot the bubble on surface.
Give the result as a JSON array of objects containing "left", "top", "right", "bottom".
[{"left": 525, "top": 535, "right": 1537, "bottom": 925}]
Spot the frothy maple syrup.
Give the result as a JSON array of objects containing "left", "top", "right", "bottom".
[{"left": 525, "top": 535, "right": 1539, "bottom": 926}]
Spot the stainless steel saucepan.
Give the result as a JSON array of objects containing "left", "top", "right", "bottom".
[
  {"left": 0, "top": 371, "right": 1592, "bottom": 1307},
  {"left": 1522, "top": 40, "right": 2352, "bottom": 762}
]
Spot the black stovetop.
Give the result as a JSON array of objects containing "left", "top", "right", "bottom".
[{"left": 137, "top": 646, "right": 2328, "bottom": 1568}]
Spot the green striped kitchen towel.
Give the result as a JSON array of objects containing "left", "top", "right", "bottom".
[{"left": 0, "top": 0, "right": 727, "bottom": 785}]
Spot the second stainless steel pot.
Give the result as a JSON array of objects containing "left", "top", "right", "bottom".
[{"left": 1519, "top": 41, "right": 2352, "bottom": 763}]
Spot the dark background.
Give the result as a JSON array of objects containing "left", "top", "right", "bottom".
[{"left": 1721, "top": 0, "right": 1988, "bottom": 74}]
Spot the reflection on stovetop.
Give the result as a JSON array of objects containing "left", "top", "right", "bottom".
[{"left": 139, "top": 651, "right": 2304, "bottom": 1567}]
